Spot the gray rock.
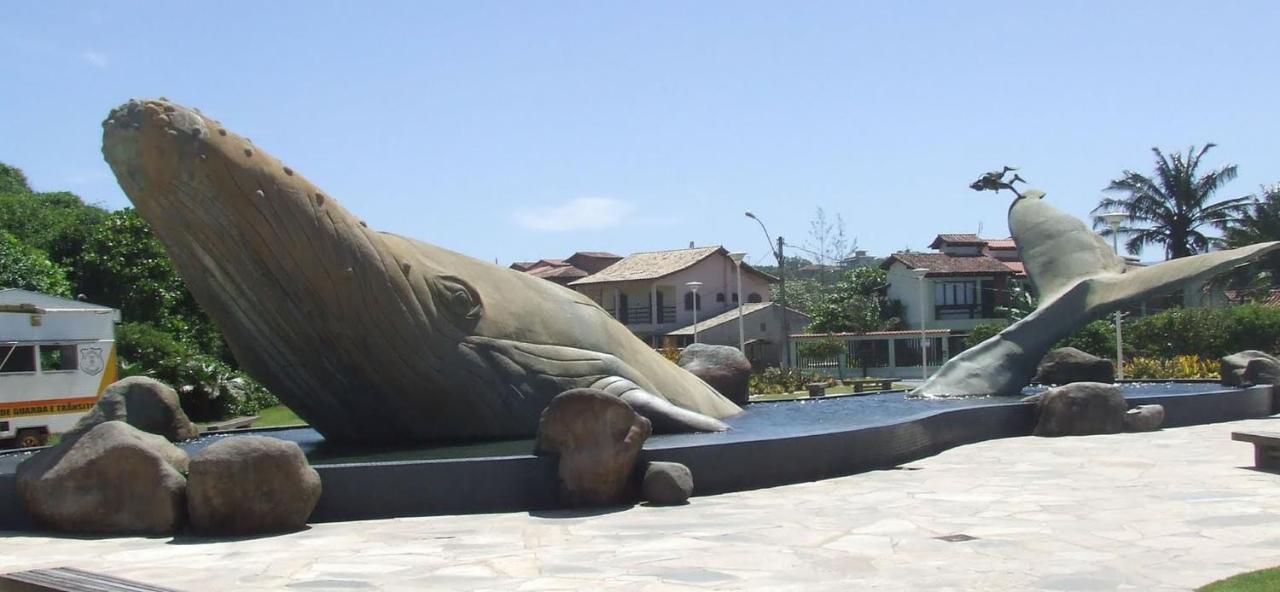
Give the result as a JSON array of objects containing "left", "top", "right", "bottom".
[
  {"left": 642, "top": 461, "right": 693, "bottom": 505},
  {"left": 1124, "top": 404, "right": 1165, "bottom": 432},
  {"left": 535, "top": 389, "right": 651, "bottom": 506},
  {"left": 1033, "top": 347, "right": 1115, "bottom": 385},
  {"left": 1027, "top": 382, "right": 1126, "bottom": 437},
  {"left": 677, "top": 344, "right": 752, "bottom": 405},
  {"left": 1220, "top": 350, "right": 1280, "bottom": 386},
  {"left": 186, "top": 436, "right": 321, "bottom": 535},
  {"left": 17, "top": 421, "right": 188, "bottom": 535},
  {"left": 1245, "top": 357, "right": 1280, "bottom": 386},
  {"left": 69, "top": 376, "right": 199, "bottom": 442}
]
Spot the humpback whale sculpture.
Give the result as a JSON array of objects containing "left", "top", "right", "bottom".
[
  {"left": 915, "top": 169, "right": 1279, "bottom": 397},
  {"left": 101, "top": 98, "right": 740, "bottom": 443}
]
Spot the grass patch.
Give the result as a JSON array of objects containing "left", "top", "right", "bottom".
[
  {"left": 1200, "top": 566, "right": 1280, "bottom": 591},
  {"left": 254, "top": 404, "right": 305, "bottom": 427}
]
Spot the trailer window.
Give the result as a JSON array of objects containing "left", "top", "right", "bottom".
[
  {"left": 40, "top": 345, "right": 78, "bottom": 372},
  {"left": 0, "top": 346, "right": 36, "bottom": 373}
]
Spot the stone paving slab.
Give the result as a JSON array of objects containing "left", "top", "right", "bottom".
[{"left": 4, "top": 418, "right": 1280, "bottom": 591}]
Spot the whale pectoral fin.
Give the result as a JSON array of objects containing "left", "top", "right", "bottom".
[
  {"left": 1085, "top": 241, "right": 1280, "bottom": 307},
  {"left": 592, "top": 376, "right": 730, "bottom": 433}
]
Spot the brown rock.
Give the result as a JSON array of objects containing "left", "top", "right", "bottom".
[
  {"left": 642, "top": 461, "right": 693, "bottom": 505},
  {"left": 69, "top": 376, "right": 199, "bottom": 442},
  {"left": 1221, "top": 350, "right": 1280, "bottom": 386},
  {"left": 1033, "top": 347, "right": 1115, "bottom": 385},
  {"left": 186, "top": 436, "right": 321, "bottom": 535},
  {"left": 1123, "top": 404, "right": 1165, "bottom": 432},
  {"left": 17, "top": 421, "right": 188, "bottom": 535},
  {"left": 535, "top": 389, "right": 651, "bottom": 506},
  {"left": 677, "top": 344, "right": 753, "bottom": 405},
  {"left": 1024, "top": 382, "right": 1126, "bottom": 437}
]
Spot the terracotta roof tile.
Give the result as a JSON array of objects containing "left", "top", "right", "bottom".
[
  {"left": 569, "top": 246, "right": 722, "bottom": 285},
  {"left": 881, "top": 252, "right": 1015, "bottom": 276}
]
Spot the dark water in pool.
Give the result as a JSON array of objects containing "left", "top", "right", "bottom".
[{"left": 0, "top": 382, "right": 1238, "bottom": 471}]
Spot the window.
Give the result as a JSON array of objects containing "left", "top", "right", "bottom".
[
  {"left": 732, "top": 293, "right": 739, "bottom": 303},
  {"left": 747, "top": 293, "right": 763, "bottom": 303},
  {"left": 715, "top": 293, "right": 725, "bottom": 303},
  {"left": 935, "top": 280, "right": 979, "bottom": 319},
  {"left": 0, "top": 346, "right": 36, "bottom": 373},
  {"left": 683, "top": 292, "right": 702, "bottom": 311},
  {"left": 40, "top": 345, "right": 78, "bottom": 372},
  {"left": 759, "top": 322, "right": 766, "bottom": 332}
]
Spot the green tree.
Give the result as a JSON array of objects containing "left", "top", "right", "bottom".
[
  {"left": 806, "top": 267, "right": 895, "bottom": 333},
  {"left": 0, "top": 163, "right": 32, "bottom": 195},
  {"left": 1223, "top": 184, "right": 1280, "bottom": 288},
  {"left": 76, "top": 208, "right": 219, "bottom": 349},
  {"left": 0, "top": 161, "right": 109, "bottom": 271},
  {"left": 1092, "top": 144, "right": 1251, "bottom": 259},
  {"left": 0, "top": 231, "right": 72, "bottom": 296}
]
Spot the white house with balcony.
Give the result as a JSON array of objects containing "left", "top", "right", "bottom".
[
  {"left": 568, "top": 246, "right": 803, "bottom": 364},
  {"left": 881, "top": 234, "right": 1019, "bottom": 333}
]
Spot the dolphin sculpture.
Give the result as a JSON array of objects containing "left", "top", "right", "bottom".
[
  {"left": 915, "top": 182, "right": 1279, "bottom": 397},
  {"left": 101, "top": 98, "right": 740, "bottom": 443}
]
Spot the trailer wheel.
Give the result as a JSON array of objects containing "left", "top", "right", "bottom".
[{"left": 14, "top": 428, "right": 48, "bottom": 449}]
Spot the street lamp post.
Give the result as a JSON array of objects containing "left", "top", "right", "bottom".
[
  {"left": 745, "top": 212, "right": 791, "bottom": 367},
  {"left": 728, "top": 252, "right": 747, "bottom": 352},
  {"left": 686, "top": 281, "right": 703, "bottom": 343},
  {"left": 1099, "top": 212, "right": 1128, "bottom": 380},
  {"left": 912, "top": 268, "right": 929, "bottom": 381}
]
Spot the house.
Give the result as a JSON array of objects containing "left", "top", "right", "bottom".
[
  {"left": 664, "top": 301, "right": 811, "bottom": 368},
  {"left": 511, "top": 251, "right": 623, "bottom": 286},
  {"left": 0, "top": 289, "right": 121, "bottom": 446},
  {"left": 881, "top": 234, "right": 1020, "bottom": 333},
  {"left": 568, "top": 246, "right": 804, "bottom": 364}
]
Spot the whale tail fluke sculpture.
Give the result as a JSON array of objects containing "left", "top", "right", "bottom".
[
  {"left": 915, "top": 176, "right": 1279, "bottom": 397},
  {"left": 101, "top": 98, "right": 740, "bottom": 443}
]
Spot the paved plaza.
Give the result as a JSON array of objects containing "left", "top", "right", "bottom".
[{"left": 5, "top": 418, "right": 1280, "bottom": 591}]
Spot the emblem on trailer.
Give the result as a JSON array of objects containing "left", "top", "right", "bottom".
[{"left": 79, "top": 346, "right": 105, "bottom": 376}]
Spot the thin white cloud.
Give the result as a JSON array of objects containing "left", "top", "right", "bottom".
[
  {"left": 81, "top": 50, "right": 108, "bottom": 68},
  {"left": 514, "top": 197, "right": 636, "bottom": 232}
]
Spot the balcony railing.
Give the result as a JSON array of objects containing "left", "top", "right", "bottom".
[
  {"left": 935, "top": 303, "right": 983, "bottom": 320},
  {"left": 624, "top": 305, "right": 677, "bottom": 325}
]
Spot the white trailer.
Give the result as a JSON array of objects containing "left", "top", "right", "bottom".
[{"left": 0, "top": 289, "right": 120, "bottom": 448}]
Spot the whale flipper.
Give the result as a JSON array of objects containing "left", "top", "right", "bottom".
[
  {"left": 914, "top": 189, "right": 1280, "bottom": 397},
  {"left": 592, "top": 376, "right": 730, "bottom": 433}
]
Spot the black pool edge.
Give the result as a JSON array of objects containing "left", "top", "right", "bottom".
[{"left": 0, "top": 385, "right": 1274, "bottom": 530}]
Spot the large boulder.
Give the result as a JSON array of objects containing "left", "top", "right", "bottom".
[
  {"left": 641, "top": 461, "right": 693, "bottom": 506},
  {"left": 535, "top": 389, "right": 651, "bottom": 506},
  {"left": 69, "top": 376, "right": 199, "bottom": 442},
  {"left": 186, "top": 436, "right": 321, "bottom": 535},
  {"left": 677, "top": 344, "right": 752, "bottom": 405},
  {"left": 1221, "top": 350, "right": 1280, "bottom": 386},
  {"left": 1032, "top": 347, "right": 1115, "bottom": 385},
  {"left": 1023, "top": 382, "right": 1126, "bottom": 437},
  {"left": 1124, "top": 404, "right": 1166, "bottom": 432},
  {"left": 17, "top": 421, "right": 188, "bottom": 535}
]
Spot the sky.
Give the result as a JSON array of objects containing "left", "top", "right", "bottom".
[{"left": 3, "top": 1, "right": 1278, "bottom": 267}]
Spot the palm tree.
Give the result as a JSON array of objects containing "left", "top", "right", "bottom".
[
  {"left": 1224, "top": 184, "right": 1280, "bottom": 289},
  {"left": 1092, "top": 143, "right": 1251, "bottom": 259},
  {"left": 1226, "top": 184, "right": 1280, "bottom": 247}
]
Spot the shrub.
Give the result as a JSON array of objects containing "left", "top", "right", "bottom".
[
  {"left": 1123, "top": 355, "right": 1217, "bottom": 380},
  {"left": 748, "top": 367, "right": 822, "bottom": 395},
  {"left": 963, "top": 323, "right": 1004, "bottom": 349},
  {"left": 1054, "top": 319, "right": 1115, "bottom": 358},
  {"left": 115, "top": 322, "right": 279, "bottom": 420}
]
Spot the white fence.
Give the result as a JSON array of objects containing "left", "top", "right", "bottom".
[{"left": 789, "top": 331, "right": 962, "bottom": 379}]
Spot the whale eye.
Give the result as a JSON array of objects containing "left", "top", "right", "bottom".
[{"left": 434, "top": 275, "right": 483, "bottom": 321}]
